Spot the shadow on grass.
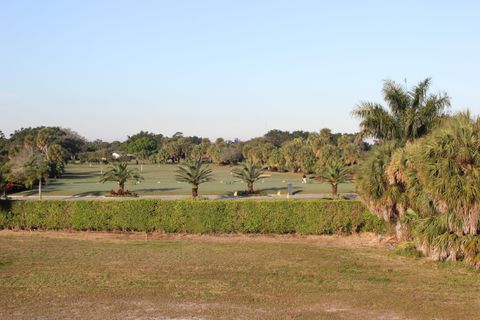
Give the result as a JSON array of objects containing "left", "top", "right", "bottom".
[
  {"left": 134, "top": 188, "right": 181, "bottom": 193},
  {"left": 257, "top": 187, "right": 304, "bottom": 195},
  {"left": 62, "top": 171, "right": 100, "bottom": 179},
  {"left": 73, "top": 191, "right": 105, "bottom": 197},
  {"left": 73, "top": 188, "right": 181, "bottom": 197}
]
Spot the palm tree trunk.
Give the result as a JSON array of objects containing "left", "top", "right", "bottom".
[
  {"left": 332, "top": 184, "right": 337, "bottom": 197},
  {"left": 192, "top": 186, "right": 198, "bottom": 198},
  {"left": 248, "top": 182, "right": 254, "bottom": 194},
  {"left": 39, "top": 179, "right": 42, "bottom": 200},
  {"left": 119, "top": 183, "right": 125, "bottom": 192}
]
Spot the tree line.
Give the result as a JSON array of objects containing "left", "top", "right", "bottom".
[
  {"left": 1, "top": 76, "right": 478, "bottom": 268},
  {"left": 0, "top": 125, "right": 366, "bottom": 197}
]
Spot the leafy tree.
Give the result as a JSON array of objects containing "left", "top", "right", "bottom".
[
  {"left": 160, "top": 137, "right": 193, "bottom": 163},
  {"left": 315, "top": 145, "right": 342, "bottom": 168},
  {"left": 220, "top": 144, "right": 243, "bottom": 164},
  {"left": 264, "top": 129, "right": 293, "bottom": 147},
  {"left": 267, "top": 148, "right": 287, "bottom": 171},
  {"left": 263, "top": 130, "right": 309, "bottom": 148},
  {"left": 0, "top": 164, "right": 9, "bottom": 199},
  {"left": 126, "top": 131, "right": 159, "bottom": 163},
  {"left": 46, "top": 144, "right": 65, "bottom": 178},
  {"left": 60, "top": 128, "right": 87, "bottom": 160},
  {"left": 12, "top": 127, "right": 68, "bottom": 178},
  {"left": 353, "top": 78, "right": 450, "bottom": 144},
  {"left": 24, "top": 152, "right": 50, "bottom": 200},
  {"left": 243, "top": 139, "right": 275, "bottom": 165},
  {"left": 308, "top": 128, "right": 333, "bottom": 156},
  {"left": 208, "top": 140, "right": 242, "bottom": 165},
  {"left": 291, "top": 130, "right": 310, "bottom": 140},
  {"left": 190, "top": 138, "right": 211, "bottom": 161},
  {"left": 318, "top": 158, "right": 350, "bottom": 197},
  {"left": 175, "top": 160, "right": 213, "bottom": 198},
  {"left": 100, "top": 162, "right": 144, "bottom": 192},
  {"left": 299, "top": 146, "right": 316, "bottom": 173},
  {"left": 281, "top": 138, "right": 305, "bottom": 172},
  {"left": 232, "top": 161, "right": 266, "bottom": 193},
  {"left": 35, "top": 127, "right": 66, "bottom": 154},
  {"left": 6, "top": 139, "right": 57, "bottom": 200}
]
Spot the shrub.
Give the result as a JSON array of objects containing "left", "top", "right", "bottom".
[
  {"left": 0, "top": 199, "right": 386, "bottom": 235},
  {"left": 105, "top": 189, "right": 138, "bottom": 197},
  {"left": 395, "top": 242, "right": 423, "bottom": 258}
]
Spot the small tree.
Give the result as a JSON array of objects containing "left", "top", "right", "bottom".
[
  {"left": 24, "top": 153, "right": 50, "bottom": 200},
  {"left": 175, "top": 160, "right": 213, "bottom": 198},
  {"left": 0, "top": 165, "right": 8, "bottom": 199},
  {"left": 318, "top": 159, "right": 350, "bottom": 197},
  {"left": 232, "top": 161, "right": 266, "bottom": 194},
  {"left": 100, "top": 162, "right": 143, "bottom": 192}
]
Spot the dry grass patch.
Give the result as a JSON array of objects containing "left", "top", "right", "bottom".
[{"left": 0, "top": 231, "right": 479, "bottom": 319}]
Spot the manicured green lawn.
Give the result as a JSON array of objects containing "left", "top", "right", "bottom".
[
  {"left": 13, "top": 163, "right": 355, "bottom": 196},
  {"left": 0, "top": 232, "right": 478, "bottom": 319}
]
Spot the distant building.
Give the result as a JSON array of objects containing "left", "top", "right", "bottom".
[{"left": 112, "top": 152, "right": 136, "bottom": 161}]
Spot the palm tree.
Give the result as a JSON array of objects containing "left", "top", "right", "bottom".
[
  {"left": 24, "top": 152, "right": 50, "bottom": 200},
  {"left": 412, "top": 113, "right": 480, "bottom": 235},
  {"left": 356, "top": 142, "right": 406, "bottom": 228},
  {"left": 100, "top": 162, "right": 143, "bottom": 192},
  {"left": 232, "top": 161, "right": 266, "bottom": 194},
  {"left": 353, "top": 78, "right": 450, "bottom": 144},
  {"left": 318, "top": 159, "right": 350, "bottom": 197},
  {"left": 175, "top": 160, "right": 213, "bottom": 198}
]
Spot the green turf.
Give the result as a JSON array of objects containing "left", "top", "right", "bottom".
[{"left": 13, "top": 163, "right": 355, "bottom": 196}]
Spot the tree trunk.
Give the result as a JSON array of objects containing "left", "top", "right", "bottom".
[
  {"left": 332, "top": 184, "right": 337, "bottom": 197},
  {"left": 119, "top": 183, "right": 125, "bottom": 192},
  {"left": 395, "top": 219, "right": 407, "bottom": 241},
  {"left": 192, "top": 186, "right": 198, "bottom": 198},
  {"left": 248, "top": 182, "right": 254, "bottom": 194},
  {"left": 39, "top": 179, "right": 42, "bottom": 200}
]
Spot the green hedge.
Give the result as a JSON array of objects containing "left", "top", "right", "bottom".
[{"left": 0, "top": 199, "right": 386, "bottom": 234}]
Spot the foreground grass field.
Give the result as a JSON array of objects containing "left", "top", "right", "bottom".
[
  {"left": 12, "top": 164, "right": 355, "bottom": 196},
  {"left": 0, "top": 232, "right": 479, "bottom": 319}
]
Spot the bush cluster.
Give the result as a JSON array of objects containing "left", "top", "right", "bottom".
[
  {"left": 106, "top": 189, "right": 138, "bottom": 197},
  {"left": 0, "top": 199, "right": 385, "bottom": 234}
]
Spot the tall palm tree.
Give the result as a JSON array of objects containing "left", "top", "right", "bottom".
[
  {"left": 232, "top": 161, "right": 266, "bottom": 194},
  {"left": 175, "top": 160, "right": 213, "bottom": 198},
  {"left": 100, "top": 162, "right": 143, "bottom": 192},
  {"left": 353, "top": 78, "right": 450, "bottom": 144},
  {"left": 318, "top": 159, "right": 350, "bottom": 197}
]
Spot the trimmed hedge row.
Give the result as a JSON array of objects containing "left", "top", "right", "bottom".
[{"left": 0, "top": 199, "right": 386, "bottom": 234}]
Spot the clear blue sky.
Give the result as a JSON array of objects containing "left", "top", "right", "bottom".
[{"left": 1, "top": 0, "right": 479, "bottom": 141}]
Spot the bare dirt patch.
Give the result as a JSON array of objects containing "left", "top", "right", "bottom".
[{"left": 0, "top": 229, "right": 395, "bottom": 248}]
